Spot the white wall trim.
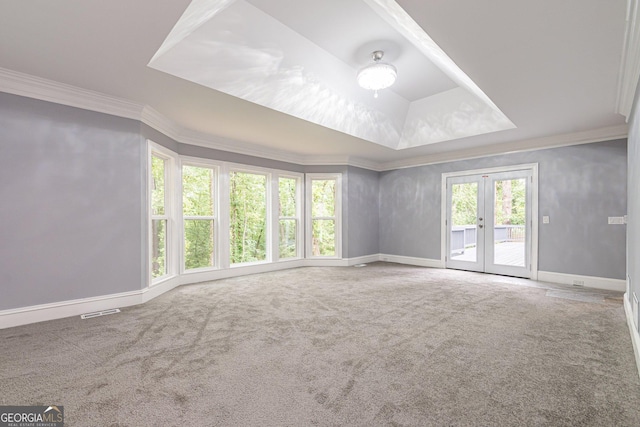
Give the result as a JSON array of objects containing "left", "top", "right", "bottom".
[
  {"left": 178, "top": 260, "right": 307, "bottom": 285},
  {"left": 0, "top": 254, "right": 382, "bottom": 329},
  {"left": 624, "top": 292, "right": 640, "bottom": 379},
  {"left": 379, "top": 254, "right": 445, "bottom": 269},
  {"left": 141, "top": 105, "right": 182, "bottom": 141},
  {"left": 538, "top": 271, "right": 626, "bottom": 292},
  {"left": 379, "top": 125, "right": 628, "bottom": 171},
  {"left": 143, "top": 276, "right": 181, "bottom": 303},
  {"left": 1, "top": 258, "right": 628, "bottom": 330},
  {"left": 0, "top": 290, "right": 144, "bottom": 330},
  {"left": 0, "top": 67, "right": 628, "bottom": 173},
  {"left": 0, "top": 67, "right": 143, "bottom": 120},
  {"left": 344, "top": 254, "right": 382, "bottom": 266},
  {"left": 617, "top": 0, "right": 640, "bottom": 120}
]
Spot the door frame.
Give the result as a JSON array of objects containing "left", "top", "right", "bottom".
[{"left": 440, "top": 163, "right": 539, "bottom": 280}]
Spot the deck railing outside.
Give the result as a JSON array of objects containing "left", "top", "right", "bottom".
[{"left": 451, "top": 225, "right": 525, "bottom": 254}]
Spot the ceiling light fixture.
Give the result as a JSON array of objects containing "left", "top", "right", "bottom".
[{"left": 357, "top": 50, "right": 397, "bottom": 98}]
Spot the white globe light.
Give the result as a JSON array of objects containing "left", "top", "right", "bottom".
[
  {"left": 357, "top": 62, "right": 398, "bottom": 90},
  {"left": 357, "top": 51, "right": 397, "bottom": 96}
]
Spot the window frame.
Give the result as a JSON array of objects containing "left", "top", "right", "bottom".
[
  {"left": 305, "top": 173, "right": 342, "bottom": 259},
  {"left": 226, "top": 165, "right": 273, "bottom": 267},
  {"left": 275, "top": 173, "right": 303, "bottom": 261},
  {"left": 180, "top": 157, "right": 221, "bottom": 273},
  {"left": 148, "top": 141, "right": 179, "bottom": 286}
]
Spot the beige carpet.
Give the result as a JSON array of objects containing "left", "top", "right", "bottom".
[{"left": 1, "top": 263, "right": 640, "bottom": 426}]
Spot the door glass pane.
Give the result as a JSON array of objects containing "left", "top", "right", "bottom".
[
  {"left": 450, "top": 182, "right": 478, "bottom": 262},
  {"left": 493, "top": 178, "right": 526, "bottom": 266},
  {"left": 184, "top": 219, "right": 215, "bottom": 270}
]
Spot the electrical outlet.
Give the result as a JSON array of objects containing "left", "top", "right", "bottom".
[{"left": 572, "top": 280, "right": 585, "bottom": 287}]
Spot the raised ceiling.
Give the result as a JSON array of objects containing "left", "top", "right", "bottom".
[
  {"left": 0, "top": 0, "right": 629, "bottom": 168},
  {"left": 148, "top": 0, "right": 515, "bottom": 150}
]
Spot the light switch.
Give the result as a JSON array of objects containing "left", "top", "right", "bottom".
[{"left": 542, "top": 216, "right": 550, "bottom": 224}]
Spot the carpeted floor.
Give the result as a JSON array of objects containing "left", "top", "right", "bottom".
[{"left": 1, "top": 263, "right": 640, "bottom": 426}]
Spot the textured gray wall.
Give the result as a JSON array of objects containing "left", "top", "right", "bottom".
[
  {"left": 380, "top": 139, "right": 627, "bottom": 279},
  {"left": 346, "top": 166, "right": 380, "bottom": 258},
  {"left": 0, "top": 93, "right": 146, "bottom": 310},
  {"left": 2, "top": 91, "right": 627, "bottom": 315},
  {"left": 628, "top": 84, "right": 640, "bottom": 311}
]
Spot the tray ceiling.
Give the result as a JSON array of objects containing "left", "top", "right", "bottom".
[
  {"left": 0, "top": 0, "right": 629, "bottom": 167},
  {"left": 148, "top": 0, "right": 515, "bottom": 150}
]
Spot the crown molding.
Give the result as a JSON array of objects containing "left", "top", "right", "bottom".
[
  {"left": 0, "top": 67, "right": 143, "bottom": 120},
  {"left": 178, "top": 128, "right": 311, "bottom": 166},
  {"left": 616, "top": 0, "right": 640, "bottom": 120},
  {"left": 0, "top": 67, "right": 385, "bottom": 170},
  {"left": 140, "top": 105, "right": 182, "bottom": 141},
  {"left": 339, "top": 157, "right": 382, "bottom": 171},
  {"left": 0, "top": 67, "right": 628, "bottom": 173},
  {"left": 379, "top": 124, "right": 629, "bottom": 171}
]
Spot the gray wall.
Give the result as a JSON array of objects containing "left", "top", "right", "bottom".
[
  {"left": 346, "top": 166, "right": 380, "bottom": 258},
  {"left": 1, "top": 91, "right": 628, "bottom": 313},
  {"left": 380, "top": 139, "right": 627, "bottom": 280},
  {"left": 628, "top": 82, "right": 640, "bottom": 313},
  {"left": 0, "top": 93, "right": 146, "bottom": 310},
  {"left": 0, "top": 96, "right": 377, "bottom": 312}
]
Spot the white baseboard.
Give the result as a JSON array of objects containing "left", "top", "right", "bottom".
[
  {"left": 624, "top": 292, "right": 640, "bottom": 380},
  {"left": 178, "top": 259, "right": 306, "bottom": 285},
  {"left": 379, "top": 254, "right": 445, "bottom": 269},
  {"left": 0, "top": 255, "right": 383, "bottom": 329},
  {"left": 301, "top": 258, "right": 350, "bottom": 267},
  {"left": 344, "top": 254, "right": 382, "bottom": 266},
  {"left": 537, "top": 271, "right": 626, "bottom": 292},
  {"left": 144, "top": 275, "right": 181, "bottom": 302},
  {"left": 14, "top": 257, "right": 620, "bottom": 330},
  {"left": 0, "top": 289, "right": 144, "bottom": 330}
]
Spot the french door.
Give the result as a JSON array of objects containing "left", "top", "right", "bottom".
[{"left": 445, "top": 169, "right": 533, "bottom": 278}]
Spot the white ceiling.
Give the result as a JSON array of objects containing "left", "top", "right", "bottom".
[{"left": 0, "top": 0, "right": 629, "bottom": 168}]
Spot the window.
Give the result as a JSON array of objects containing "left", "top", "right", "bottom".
[
  {"left": 149, "top": 142, "right": 177, "bottom": 283},
  {"left": 278, "top": 176, "right": 300, "bottom": 259},
  {"left": 229, "top": 171, "right": 268, "bottom": 264},
  {"left": 182, "top": 164, "right": 217, "bottom": 271},
  {"left": 151, "top": 155, "right": 167, "bottom": 278},
  {"left": 307, "top": 174, "right": 342, "bottom": 258}
]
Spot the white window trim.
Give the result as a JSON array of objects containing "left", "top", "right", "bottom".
[
  {"left": 148, "top": 140, "right": 179, "bottom": 286},
  {"left": 305, "top": 173, "right": 343, "bottom": 259},
  {"left": 180, "top": 156, "right": 221, "bottom": 274},
  {"left": 275, "top": 173, "right": 304, "bottom": 262},
  {"left": 226, "top": 165, "right": 273, "bottom": 267}
]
